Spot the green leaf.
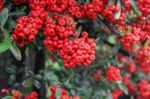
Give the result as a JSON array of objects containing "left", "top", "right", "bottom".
[
  {"left": 9, "top": 12, "right": 26, "bottom": 16},
  {"left": 117, "top": 81, "right": 128, "bottom": 94},
  {"left": 76, "top": 25, "right": 82, "bottom": 38},
  {"left": 2, "top": 96, "right": 12, "bottom": 99},
  {"left": 108, "top": 36, "right": 116, "bottom": 44},
  {"left": 78, "top": 19, "right": 90, "bottom": 23},
  {"left": 55, "top": 87, "right": 61, "bottom": 99},
  {"left": 46, "top": 88, "right": 51, "bottom": 98},
  {"left": 129, "top": 0, "right": 141, "bottom": 16},
  {"left": 46, "top": 72, "right": 58, "bottom": 81},
  {"left": 0, "top": 8, "right": 9, "bottom": 28},
  {"left": 10, "top": 43, "right": 21, "bottom": 60},
  {"left": 22, "top": 78, "right": 34, "bottom": 87},
  {"left": 5, "top": 65, "right": 17, "bottom": 74},
  {"left": 0, "top": 41, "right": 11, "bottom": 53},
  {"left": 1, "top": 28, "right": 10, "bottom": 40},
  {"left": 53, "top": 62, "right": 62, "bottom": 71},
  {"left": 34, "top": 80, "right": 41, "bottom": 89},
  {"left": 8, "top": 74, "right": 16, "bottom": 85}
]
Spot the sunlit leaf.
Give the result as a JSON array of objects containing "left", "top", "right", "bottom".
[{"left": 0, "top": 41, "right": 11, "bottom": 53}]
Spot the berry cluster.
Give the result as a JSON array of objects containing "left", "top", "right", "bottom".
[
  {"left": 120, "top": 32, "right": 140, "bottom": 52},
  {"left": 24, "top": 92, "right": 38, "bottom": 99},
  {"left": 119, "top": 20, "right": 150, "bottom": 55},
  {"left": 60, "top": 32, "right": 96, "bottom": 68},
  {"left": 12, "top": 0, "right": 97, "bottom": 67},
  {"left": 126, "top": 61, "right": 136, "bottom": 74},
  {"left": 0, "top": 0, "right": 2, "bottom": 11},
  {"left": 138, "top": 0, "right": 150, "bottom": 17},
  {"left": 122, "top": 0, "right": 131, "bottom": 12},
  {"left": 137, "top": 80, "right": 150, "bottom": 99},
  {"left": 137, "top": 47, "right": 150, "bottom": 73},
  {"left": 106, "top": 66, "right": 121, "bottom": 82},
  {"left": 13, "top": 0, "right": 125, "bottom": 21},
  {"left": 43, "top": 15, "right": 96, "bottom": 68},
  {"left": 102, "top": 5, "right": 126, "bottom": 24},
  {"left": 49, "top": 86, "right": 80, "bottom": 99},
  {"left": 28, "top": 0, "right": 47, "bottom": 10},
  {"left": 47, "top": 0, "right": 84, "bottom": 19},
  {"left": 12, "top": 8, "right": 48, "bottom": 47},
  {"left": 46, "top": 0, "right": 107, "bottom": 19},
  {"left": 133, "top": 21, "right": 150, "bottom": 42},
  {"left": 137, "top": 47, "right": 150, "bottom": 64},
  {"left": 43, "top": 15, "right": 77, "bottom": 53},
  {"left": 13, "top": 0, "right": 27, "bottom": 5},
  {"left": 82, "top": 0, "right": 106, "bottom": 19},
  {"left": 94, "top": 71, "right": 102, "bottom": 80},
  {"left": 46, "top": 0, "right": 126, "bottom": 23}
]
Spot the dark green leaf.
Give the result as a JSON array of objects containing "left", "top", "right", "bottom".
[
  {"left": 117, "top": 81, "right": 128, "bottom": 94},
  {"left": 34, "top": 80, "right": 41, "bottom": 89},
  {"left": 8, "top": 74, "right": 16, "bottom": 85},
  {"left": 129, "top": 0, "right": 141, "bottom": 16},
  {"left": 22, "top": 78, "right": 34, "bottom": 87},
  {"left": 5, "top": 65, "right": 17, "bottom": 74},
  {"left": 76, "top": 25, "right": 82, "bottom": 38},
  {"left": 0, "top": 8, "right": 9, "bottom": 28},
  {"left": 10, "top": 43, "right": 21, "bottom": 60},
  {"left": 2, "top": 96, "right": 12, "bottom": 99}
]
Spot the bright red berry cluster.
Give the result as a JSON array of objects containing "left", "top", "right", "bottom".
[
  {"left": 119, "top": 20, "right": 150, "bottom": 52},
  {"left": 137, "top": 47, "right": 150, "bottom": 64},
  {"left": 0, "top": 0, "right": 3, "bottom": 11},
  {"left": 12, "top": 0, "right": 97, "bottom": 67},
  {"left": 24, "top": 91, "right": 38, "bottom": 99},
  {"left": 133, "top": 21, "right": 150, "bottom": 42},
  {"left": 43, "top": 15, "right": 77, "bottom": 53},
  {"left": 49, "top": 86, "right": 80, "bottom": 99},
  {"left": 137, "top": 62, "right": 150, "bottom": 74},
  {"left": 106, "top": 66, "right": 121, "bottom": 82},
  {"left": 12, "top": 8, "right": 48, "bottom": 47},
  {"left": 46, "top": 0, "right": 107, "bottom": 19},
  {"left": 122, "top": 0, "right": 131, "bottom": 12},
  {"left": 82, "top": 0, "right": 106, "bottom": 19},
  {"left": 137, "top": 80, "right": 150, "bottom": 99},
  {"left": 138, "top": 0, "right": 150, "bottom": 17},
  {"left": 47, "top": 0, "right": 84, "bottom": 19},
  {"left": 120, "top": 32, "right": 140, "bottom": 52},
  {"left": 28, "top": 0, "right": 47, "bottom": 10},
  {"left": 102, "top": 5, "right": 126, "bottom": 24},
  {"left": 137, "top": 47, "right": 150, "bottom": 73},
  {"left": 60, "top": 32, "right": 96, "bottom": 68}
]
